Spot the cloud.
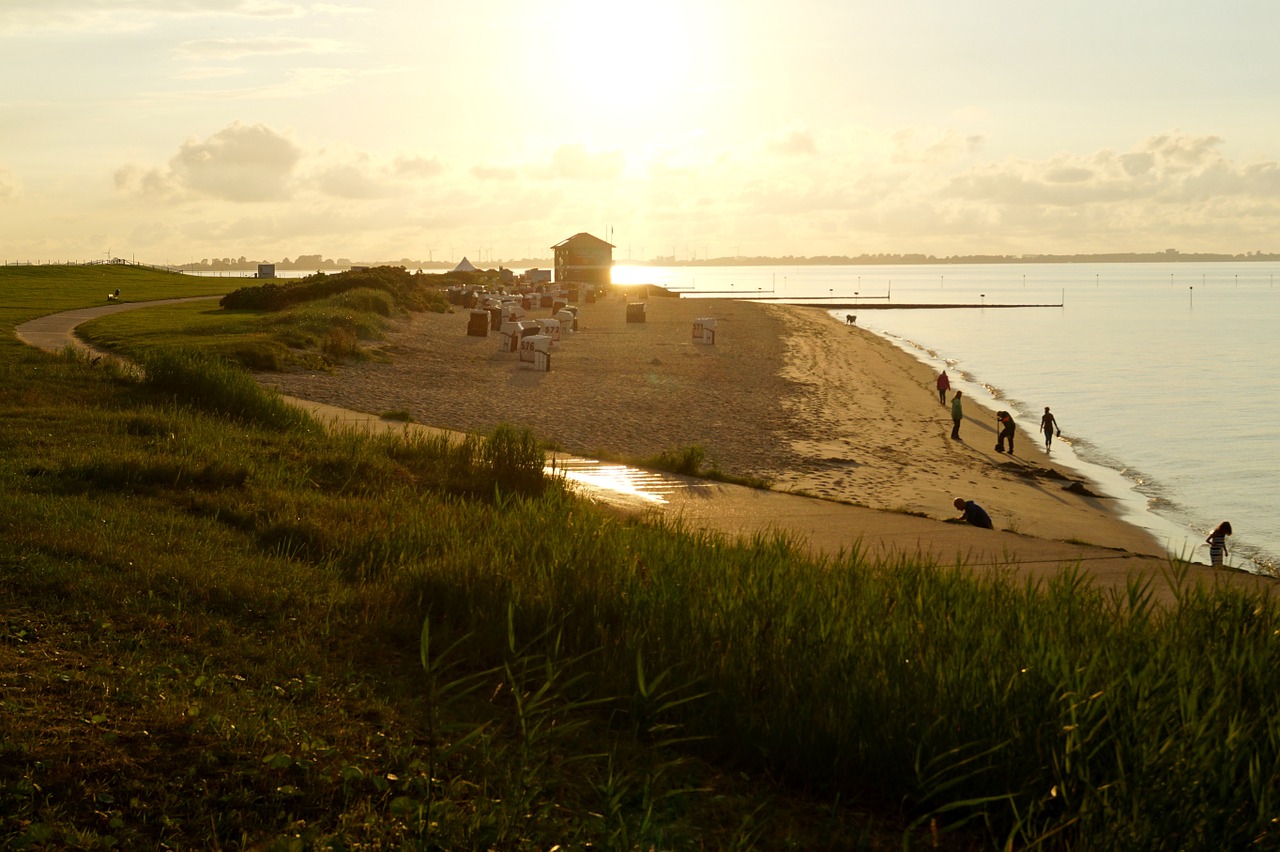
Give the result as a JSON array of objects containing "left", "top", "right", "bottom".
[
  {"left": 0, "top": 168, "right": 21, "bottom": 201},
  {"left": 174, "top": 35, "right": 350, "bottom": 61},
  {"left": 116, "top": 123, "right": 448, "bottom": 207},
  {"left": 0, "top": 1, "right": 311, "bottom": 35},
  {"left": 312, "top": 162, "right": 397, "bottom": 199},
  {"left": 471, "top": 165, "right": 519, "bottom": 181},
  {"left": 393, "top": 156, "right": 444, "bottom": 180},
  {"left": 935, "top": 133, "right": 1280, "bottom": 211},
  {"left": 306, "top": 151, "right": 444, "bottom": 198},
  {"left": 546, "top": 144, "right": 625, "bottom": 181},
  {"left": 891, "top": 128, "right": 982, "bottom": 165},
  {"left": 766, "top": 129, "right": 818, "bottom": 157},
  {"left": 117, "top": 122, "right": 301, "bottom": 202}
]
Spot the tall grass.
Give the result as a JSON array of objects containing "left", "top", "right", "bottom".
[
  {"left": 404, "top": 497, "right": 1280, "bottom": 848},
  {"left": 139, "top": 346, "right": 317, "bottom": 430}
]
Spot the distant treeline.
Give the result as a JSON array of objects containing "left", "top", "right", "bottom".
[
  {"left": 177, "top": 249, "right": 1280, "bottom": 274},
  {"left": 647, "top": 249, "right": 1280, "bottom": 267},
  {"left": 180, "top": 254, "right": 550, "bottom": 272}
]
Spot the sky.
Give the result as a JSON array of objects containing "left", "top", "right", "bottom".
[{"left": 2, "top": 0, "right": 1280, "bottom": 266}]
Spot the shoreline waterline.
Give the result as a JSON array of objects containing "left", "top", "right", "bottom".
[{"left": 849, "top": 316, "right": 1208, "bottom": 565}]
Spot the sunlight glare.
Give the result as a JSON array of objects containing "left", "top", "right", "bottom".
[{"left": 545, "top": 0, "right": 695, "bottom": 119}]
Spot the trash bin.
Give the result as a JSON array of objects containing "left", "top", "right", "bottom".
[
  {"left": 467, "top": 310, "right": 489, "bottom": 337},
  {"left": 488, "top": 306, "right": 503, "bottom": 331},
  {"left": 626, "top": 303, "right": 646, "bottom": 323},
  {"left": 693, "top": 318, "right": 716, "bottom": 344}
]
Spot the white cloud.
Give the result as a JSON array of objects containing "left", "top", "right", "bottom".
[
  {"left": 0, "top": 168, "right": 21, "bottom": 201},
  {"left": 174, "top": 36, "right": 350, "bottom": 61},
  {"left": 546, "top": 144, "right": 625, "bottom": 181},
  {"left": 116, "top": 122, "right": 301, "bottom": 202},
  {"left": 0, "top": 1, "right": 311, "bottom": 35},
  {"left": 766, "top": 129, "right": 818, "bottom": 157},
  {"left": 472, "top": 165, "right": 519, "bottom": 182}
]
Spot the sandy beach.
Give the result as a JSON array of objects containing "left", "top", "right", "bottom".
[{"left": 261, "top": 292, "right": 1165, "bottom": 557}]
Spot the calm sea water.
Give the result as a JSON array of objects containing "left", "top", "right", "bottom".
[{"left": 613, "top": 262, "right": 1280, "bottom": 571}]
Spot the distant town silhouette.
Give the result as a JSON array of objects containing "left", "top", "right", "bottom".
[{"left": 175, "top": 247, "right": 1280, "bottom": 274}]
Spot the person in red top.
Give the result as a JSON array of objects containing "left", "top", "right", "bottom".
[{"left": 936, "top": 370, "right": 951, "bottom": 405}]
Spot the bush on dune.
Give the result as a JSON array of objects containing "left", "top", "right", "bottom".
[{"left": 220, "top": 266, "right": 452, "bottom": 314}]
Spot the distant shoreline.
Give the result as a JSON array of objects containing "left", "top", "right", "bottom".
[{"left": 169, "top": 252, "right": 1280, "bottom": 276}]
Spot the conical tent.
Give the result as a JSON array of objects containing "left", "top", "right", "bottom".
[{"left": 453, "top": 257, "right": 478, "bottom": 272}]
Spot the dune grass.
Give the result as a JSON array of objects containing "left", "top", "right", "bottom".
[{"left": 4, "top": 266, "right": 1280, "bottom": 849}]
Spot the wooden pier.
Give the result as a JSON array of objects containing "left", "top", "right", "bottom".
[{"left": 615, "top": 283, "right": 1063, "bottom": 310}]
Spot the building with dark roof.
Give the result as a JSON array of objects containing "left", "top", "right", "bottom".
[{"left": 551, "top": 232, "right": 614, "bottom": 287}]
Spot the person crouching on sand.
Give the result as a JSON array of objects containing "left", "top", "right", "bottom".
[
  {"left": 995, "top": 410, "right": 1015, "bottom": 454},
  {"left": 1206, "top": 521, "right": 1232, "bottom": 567},
  {"left": 953, "top": 497, "right": 994, "bottom": 529}
]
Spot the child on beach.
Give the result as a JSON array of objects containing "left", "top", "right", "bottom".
[
  {"left": 953, "top": 497, "right": 994, "bottom": 529},
  {"left": 1206, "top": 521, "right": 1232, "bottom": 568},
  {"left": 950, "top": 390, "right": 963, "bottom": 440},
  {"left": 936, "top": 370, "right": 950, "bottom": 405},
  {"left": 1040, "top": 407, "right": 1060, "bottom": 451}
]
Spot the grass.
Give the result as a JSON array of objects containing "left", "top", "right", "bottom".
[
  {"left": 4, "top": 265, "right": 1280, "bottom": 849},
  {"left": 633, "top": 443, "right": 775, "bottom": 489}
]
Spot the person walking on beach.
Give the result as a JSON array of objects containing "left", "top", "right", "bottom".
[
  {"left": 1040, "top": 406, "right": 1061, "bottom": 451},
  {"left": 1206, "top": 521, "right": 1233, "bottom": 568},
  {"left": 995, "top": 410, "right": 1016, "bottom": 453},
  {"left": 950, "top": 390, "right": 963, "bottom": 440},
  {"left": 953, "top": 497, "right": 994, "bottom": 529},
  {"left": 936, "top": 370, "right": 951, "bottom": 405}
]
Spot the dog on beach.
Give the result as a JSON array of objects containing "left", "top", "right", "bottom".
[{"left": 845, "top": 314, "right": 857, "bottom": 325}]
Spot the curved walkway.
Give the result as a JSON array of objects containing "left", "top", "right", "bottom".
[{"left": 15, "top": 299, "right": 1276, "bottom": 605}]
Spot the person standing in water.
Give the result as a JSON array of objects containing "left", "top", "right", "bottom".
[
  {"left": 1040, "top": 406, "right": 1061, "bottom": 451},
  {"left": 950, "top": 391, "right": 964, "bottom": 440},
  {"left": 936, "top": 370, "right": 951, "bottom": 405},
  {"left": 1205, "top": 521, "right": 1232, "bottom": 568}
]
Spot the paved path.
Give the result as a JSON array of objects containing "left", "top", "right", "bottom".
[{"left": 16, "top": 299, "right": 1277, "bottom": 606}]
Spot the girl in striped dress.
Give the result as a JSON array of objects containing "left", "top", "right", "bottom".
[{"left": 1205, "top": 521, "right": 1232, "bottom": 568}]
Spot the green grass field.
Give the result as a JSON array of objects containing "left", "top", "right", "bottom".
[{"left": 3, "top": 265, "right": 1279, "bottom": 850}]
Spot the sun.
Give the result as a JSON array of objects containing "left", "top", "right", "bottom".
[{"left": 541, "top": 0, "right": 699, "bottom": 119}]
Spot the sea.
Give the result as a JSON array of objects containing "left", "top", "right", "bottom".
[{"left": 611, "top": 261, "right": 1280, "bottom": 573}]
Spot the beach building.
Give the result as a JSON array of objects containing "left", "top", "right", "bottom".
[{"left": 551, "top": 233, "right": 614, "bottom": 288}]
